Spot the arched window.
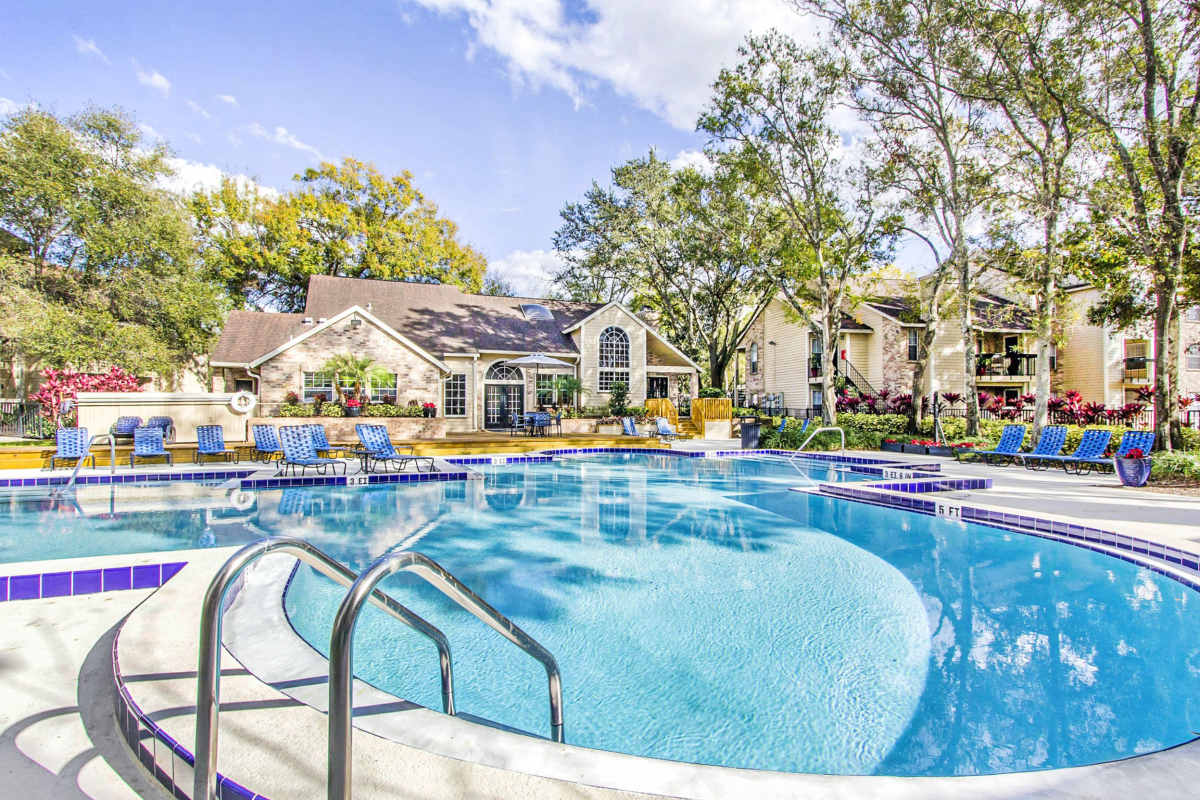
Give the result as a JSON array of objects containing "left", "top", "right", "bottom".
[
  {"left": 598, "top": 326, "right": 630, "bottom": 392},
  {"left": 486, "top": 363, "right": 524, "bottom": 382},
  {"left": 749, "top": 342, "right": 759, "bottom": 374}
]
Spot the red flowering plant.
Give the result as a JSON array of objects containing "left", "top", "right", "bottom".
[
  {"left": 948, "top": 442, "right": 976, "bottom": 448},
  {"left": 422, "top": 403, "right": 436, "bottom": 409},
  {"left": 1123, "top": 448, "right": 1146, "bottom": 460},
  {"left": 344, "top": 396, "right": 363, "bottom": 409},
  {"left": 909, "top": 439, "right": 937, "bottom": 446},
  {"left": 883, "top": 438, "right": 898, "bottom": 444},
  {"left": 29, "top": 367, "right": 142, "bottom": 428}
]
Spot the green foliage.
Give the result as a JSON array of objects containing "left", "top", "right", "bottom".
[
  {"left": 1151, "top": 452, "right": 1200, "bottom": 482},
  {"left": 319, "top": 353, "right": 391, "bottom": 403},
  {"left": 277, "top": 403, "right": 316, "bottom": 417},
  {"left": 554, "top": 376, "right": 583, "bottom": 407},
  {"left": 835, "top": 412, "right": 909, "bottom": 435},
  {"left": 919, "top": 416, "right": 967, "bottom": 440},
  {"left": 0, "top": 107, "right": 227, "bottom": 380},
  {"left": 698, "top": 387, "right": 726, "bottom": 398},
  {"left": 363, "top": 403, "right": 423, "bottom": 418},
  {"left": 607, "top": 381, "right": 630, "bottom": 417},
  {"left": 625, "top": 405, "right": 649, "bottom": 420},
  {"left": 319, "top": 404, "right": 345, "bottom": 417},
  {"left": 192, "top": 158, "right": 487, "bottom": 310}
]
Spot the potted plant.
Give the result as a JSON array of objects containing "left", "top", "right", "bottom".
[
  {"left": 881, "top": 437, "right": 904, "bottom": 453},
  {"left": 422, "top": 402, "right": 437, "bottom": 418},
  {"left": 345, "top": 396, "right": 362, "bottom": 417},
  {"left": 1115, "top": 447, "right": 1152, "bottom": 487}
]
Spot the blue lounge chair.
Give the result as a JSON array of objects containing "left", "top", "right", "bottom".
[
  {"left": 1068, "top": 430, "right": 1156, "bottom": 475},
  {"left": 251, "top": 424, "right": 283, "bottom": 462},
  {"left": 956, "top": 423, "right": 1026, "bottom": 464},
  {"left": 1021, "top": 428, "right": 1111, "bottom": 471},
  {"left": 48, "top": 427, "right": 93, "bottom": 470},
  {"left": 130, "top": 426, "right": 173, "bottom": 467},
  {"left": 621, "top": 417, "right": 649, "bottom": 437},
  {"left": 195, "top": 425, "right": 239, "bottom": 464},
  {"left": 1011, "top": 425, "right": 1068, "bottom": 468},
  {"left": 654, "top": 417, "right": 679, "bottom": 441},
  {"left": 306, "top": 423, "right": 350, "bottom": 458},
  {"left": 146, "top": 415, "right": 175, "bottom": 442},
  {"left": 277, "top": 425, "right": 346, "bottom": 477},
  {"left": 111, "top": 416, "right": 142, "bottom": 442},
  {"left": 355, "top": 424, "right": 434, "bottom": 473}
]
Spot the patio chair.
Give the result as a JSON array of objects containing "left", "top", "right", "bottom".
[
  {"left": 48, "top": 427, "right": 93, "bottom": 470},
  {"left": 1021, "top": 428, "right": 1111, "bottom": 472},
  {"left": 531, "top": 412, "right": 551, "bottom": 436},
  {"left": 621, "top": 417, "right": 650, "bottom": 437},
  {"left": 955, "top": 423, "right": 1025, "bottom": 464},
  {"left": 306, "top": 423, "right": 351, "bottom": 458},
  {"left": 653, "top": 416, "right": 680, "bottom": 442},
  {"left": 146, "top": 416, "right": 175, "bottom": 442},
  {"left": 276, "top": 425, "right": 347, "bottom": 477},
  {"left": 508, "top": 413, "right": 525, "bottom": 437},
  {"left": 355, "top": 424, "right": 434, "bottom": 473},
  {"left": 110, "top": 416, "right": 142, "bottom": 442},
  {"left": 552, "top": 411, "right": 563, "bottom": 436},
  {"left": 130, "top": 426, "right": 173, "bottom": 468},
  {"left": 194, "top": 425, "right": 239, "bottom": 464},
  {"left": 1068, "top": 430, "right": 1156, "bottom": 475},
  {"left": 251, "top": 424, "right": 283, "bottom": 462},
  {"left": 1010, "top": 425, "right": 1068, "bottom": 468}
]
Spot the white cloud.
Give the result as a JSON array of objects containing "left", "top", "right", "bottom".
[
  {"left": 72, "top": 34, "right": 110, "bottom": 64},
  {"left": 136, "top": 66, "right": 171, "bottom": 96},
  {"left": 0, "top": 97, "right": 18, "bottom": 116},
  {"left": 216, "top": 94, "right": 238, "bottom": 106},
  {"left": 401, "top": 0, "right": 815, "bottom": 130},
  {"left": 137, "top": 122, "right": 164, "bottom": 141},
  {"left": 487, "top": 249, "right": 565, "bottom": 297},
  {"left": 158, "top": 157, "right": 278, "bottom": 198},
  {"left": 668, "top": 148, "right": 711, "bottom": 173},
  {"left": 248, "top": 122, "right": 325, "bottom": 161},
  {"left": 186, "top": 99, "right": 211, "bottom": 119}
]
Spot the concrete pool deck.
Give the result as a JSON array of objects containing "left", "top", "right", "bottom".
[{"left": 3, "top": 445, "right": 1200, "bottom": 798}]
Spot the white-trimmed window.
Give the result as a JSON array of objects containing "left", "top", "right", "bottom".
[
  {"left": 749, "top": 342, "right": 759, "bottom": 374},
  {"left": 1187, "top": 344, "right": 1200, "bottom": 371},
  {"left": 1186, "top": 306, "right": 1200, "bottom": 322},
  {"left": 443, "top": 374, "right": 467, "bottom": 416},
  {"left": 599, "top": 326, "right": 630, "bottom": 392},
  {"left": 302, "top": 371, "right": 335, "bottom": 402},
  {"left": 537, "top": 374, "right": 572, "bottom": 406},
  {"left": 907, "top": 329, "right": 919, "bottom": 361},
  {"left": 369, "top": 373, "right": 398, "bottom": 403}
]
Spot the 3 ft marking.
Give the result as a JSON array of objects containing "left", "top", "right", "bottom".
[{"left": 346, "top": 475, "right": 370, "bottom": 486}]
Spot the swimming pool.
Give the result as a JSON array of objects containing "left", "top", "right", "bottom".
[{"left": 5, "top": 452, "right": 1199, "bottom": 778}]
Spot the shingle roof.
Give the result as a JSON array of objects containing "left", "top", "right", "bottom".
[
  {"left": 210, "top": 276, "right": 606, "bottom": 365},
  {"left": 864, "top": 293, "right": 1033, "bottom": 331},
  {"left": 211, "top": 310, "right": 307, "bottom": 364}
]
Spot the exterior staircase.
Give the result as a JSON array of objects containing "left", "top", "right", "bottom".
[{"left": 678, "top": 418, "right": 701, "bottom": 438}]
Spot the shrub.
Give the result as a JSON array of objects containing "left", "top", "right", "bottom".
[
  {"left": 364, "top": 403, "right": 400, "bottom": 417},
  {"left": 698, "top": 387, "right": 726, "bottom": 398},
  {"left": 836, "top": 412, "right": 908, "bottom": 435},
  {"left": 320, "top": 404, "right": 345, "bottom": 417},
  {"left": 277, "top": 403, "right": 315, "bottom": 417},
  {"left": 1151, "top": 451, "right": 1200, "bottom": 482},
  {"left": 625, "top": 405, "right": 649, "bottom": 421},
  {"left": 608, "top": 381, "right": 629, "bottom": 417}
]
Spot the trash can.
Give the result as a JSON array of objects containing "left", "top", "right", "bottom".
[{"left": 739, "top": 416, "right": 761, "bottom": 449}]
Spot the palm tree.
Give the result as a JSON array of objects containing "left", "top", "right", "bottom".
[{"left": 319, "top": 353, "right": 392, "bottom": 404}]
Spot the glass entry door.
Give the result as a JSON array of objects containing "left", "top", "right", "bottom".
[
  {"left": 485, "top": 384, "right": 524, "bottom": 428},
  {"left": 647, "top": 376, "right": 669, "bottom": 399}
]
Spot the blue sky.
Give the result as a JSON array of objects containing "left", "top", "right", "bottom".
[{"left": 1, "top": 1, "right": 825, "bottom": 294}]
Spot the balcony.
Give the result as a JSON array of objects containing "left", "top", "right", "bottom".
[
  {"left": 1123, "top": 356, "right": 1152, "bottom": 383},
  {"left": 976, "top": 353, "right": 1036, "bottom": 380}
]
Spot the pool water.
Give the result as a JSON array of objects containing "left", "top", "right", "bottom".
[{"left": 2, "top": 452, "right": 1198, "bottom": 776}]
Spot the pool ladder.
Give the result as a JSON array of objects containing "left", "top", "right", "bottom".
[
  {"left": 193, "top": 536, "right": 564, "bottom": 800},
  {"left": 790, "top": 426, "right": 846, "bottom": 456},
  {"left": 50, "top": 433, "right": 117, "bottom": 498}
]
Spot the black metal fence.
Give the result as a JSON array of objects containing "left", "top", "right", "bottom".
[{"left": 0, "top": 400, "right": 44, "bottom": 438}]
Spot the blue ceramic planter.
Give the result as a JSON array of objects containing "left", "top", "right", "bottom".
[{"left": 1115, "top": 457, "right": 1152, "bottom": 487}]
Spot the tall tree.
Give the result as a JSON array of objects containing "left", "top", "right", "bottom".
[
  {"left": 0, "top": 107, "right": 226, "bottom": 384},
  {"left": 959, "top": 0, "right": 1091, "bottom": 439},
  {"left": 700, "top": 34, "right": 901, "bottom": 423},
  {"left": 1068, "top": 0, "right": 1200, "bottom": 449},
  {"left": 796, "top": 0, "right": 996, "bottom": 434},
  {"left": 552, "top": 151, "right": 779, "bottom": 386},
  {"left": 193, "top": 158, "right": 488, "bottom": 310}
]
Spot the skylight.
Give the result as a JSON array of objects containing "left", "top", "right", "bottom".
[{"left": 520, "top": 303, "right": 554, "bottom": 321}]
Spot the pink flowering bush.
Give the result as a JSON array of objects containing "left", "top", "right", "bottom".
[{"left": 29, "top": 367, "right": 142, "bottom": 428}]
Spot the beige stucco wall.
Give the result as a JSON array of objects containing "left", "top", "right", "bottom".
[
  {"left": 257, "top": 317, "right": 444, "bottom": 408},
  {"left": 75, "top": 392, "right": 250, "bottom": 443}
]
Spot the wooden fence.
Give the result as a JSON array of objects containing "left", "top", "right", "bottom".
[
  {"left": 645, "top": 398, "right": 678, "bottom": 428},
  {"left": 691, "top": 397, "right": 732, "bottom": 436}
]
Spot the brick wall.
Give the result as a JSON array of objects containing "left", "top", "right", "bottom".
[{"left": 258, "top": 317, "right": 443, "bottom": 406}]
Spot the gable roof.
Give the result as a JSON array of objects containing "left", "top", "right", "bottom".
[
  {"left": 560, "top": 301, "right": 702, "bottom": 370},
  {"left": 303, "top": 276, "right": 602, "bottom": 356},
  {"left": 864, "top": 293, "right": 1033, "bottom": 331},
  {"left": 211, "top": 311, "right": 307, "bottom": 366}
]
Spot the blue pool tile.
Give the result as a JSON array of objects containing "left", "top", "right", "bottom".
[
  {"left": 73, "top": 569, "right": 102, "bottom": 594},
  {"left": 0, "top": 576, "right": 6, "bottom": 601},
  {"left": 42, "top": 571, "right": 71, "bottom": 598},
  {"left": 10, "top": 574, "right": 40, "bottom": 600},
  {"left": 132, "top": 564, "right": 161, "bottom": 589},
  {"left": 103, "top": 567, "right": 132, "bottom": 592}
]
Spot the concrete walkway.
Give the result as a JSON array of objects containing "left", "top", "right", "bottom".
[{"left": 0, "top": 588, "right": 170, "bottom": 800}]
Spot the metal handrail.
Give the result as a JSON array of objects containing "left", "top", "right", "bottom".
[
  {"left": 51, "top": 433, "right": 116, "bottom": 497},
  {"left": 328, "top": 549, "right": 564, "bottom": 800},
  {"left": 194, "top": 538, "right": 455, "bottom": 800},
  {"left": 791, "top": 426, "right": 845, "bottom": 456}
]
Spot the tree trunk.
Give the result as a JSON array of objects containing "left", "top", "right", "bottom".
[
  {"left": 708, "top": 342, "right": 724, "bottom": 391},
  {"left": 959, "top": 259, "right": 979, "bottom": 436},
  {"left": 909, "top": 321, "right": 938, "bottom": 435},
  {"left": 822, "top": 316, "right": 839, "bottom": 425},
  {"left": 1152, "top": 287, "right": 1174, "bottom": 451},
  {"left": 1032, "top": 213, "right": 1057, "bottom": 440}
]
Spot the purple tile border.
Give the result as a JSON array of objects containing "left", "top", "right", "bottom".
[
  {"left": 0, "top": 469, "right": 256, "bottom": 489},
  {"left": 0, "top": 560, "right": 187, "bottom": 602},
  {"left": 111, "top": 594, "right": 269, "bottom": 800}
]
